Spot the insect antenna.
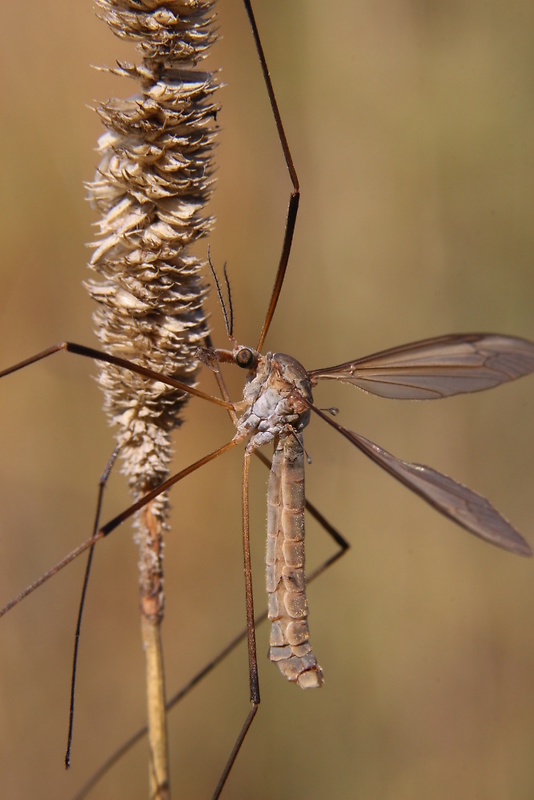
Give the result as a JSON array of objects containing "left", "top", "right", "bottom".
[{"left": 208, "top": 246, "right": 234, "bottom": 338}]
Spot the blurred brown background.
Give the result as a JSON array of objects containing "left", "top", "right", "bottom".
[{"left": 1, "top": 1, "right": 534, "bottom": 798}]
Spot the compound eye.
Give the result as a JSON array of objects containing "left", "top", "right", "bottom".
[{"left": 235, "top": 348, "right": 256, "bottom": 369}]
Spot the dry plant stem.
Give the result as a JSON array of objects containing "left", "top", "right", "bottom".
[
  {"left": 88, "top": 2, "right": 218, "bottom": 796},
  {"left": 142, "top": 614, "right": 169, "bottom": 799},
  {"left": 140, "top": 499, "right": 169, "bottom": 800}
]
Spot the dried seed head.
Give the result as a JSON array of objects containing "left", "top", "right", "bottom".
[
  {"left": 87, "top": 1, "right": 219, "bottom": 616},
  {"left": 87, "top": 1, "right": 218, "bottom": 531}
]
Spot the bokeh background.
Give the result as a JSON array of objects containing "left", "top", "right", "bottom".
[{"left": 1, "top": 1, "right": 534, "bottom": 798}]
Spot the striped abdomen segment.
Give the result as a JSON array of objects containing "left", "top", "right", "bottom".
[{"left": 266, "top": 434, "right": 323, "bottom": 688}]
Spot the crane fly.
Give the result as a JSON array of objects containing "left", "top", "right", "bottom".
[
  {"left": 194, "top": 328, "right": 534, "bottom": 702},
  {"left": 206, "top": 330, "right": 534, "bottom": 688},
  {"left": 1, "top": 0, "right": 534, "bottom": 797},
  {"left": 4, "top": 327, "right": 533, "bottom": 796}
]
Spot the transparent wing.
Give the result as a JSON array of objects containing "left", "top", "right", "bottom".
[
  {"left": 338, "top": 426, "right": 531, "bottom": 556},
  {"left": 308, "top": 334, "right": 534, "bottom": 399}
]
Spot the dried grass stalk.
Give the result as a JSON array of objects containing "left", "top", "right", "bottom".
[{"left": 87, "top": 1, "right": 218, "bottom": 795}]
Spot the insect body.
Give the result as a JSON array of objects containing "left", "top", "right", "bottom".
[
  {"left": 199, "top": 331, "right": 534, "bottom": 704},
  {"left": 235, "top": 350, "right": 323, "bottom": 687}
]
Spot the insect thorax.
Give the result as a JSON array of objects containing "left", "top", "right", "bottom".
[{"left": 237, "top": 352, "right": 313, "bottom": 451}]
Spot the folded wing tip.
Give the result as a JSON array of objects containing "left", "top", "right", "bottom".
[{"left": 511, "top": 538, "right": 532, "bottom": 557}]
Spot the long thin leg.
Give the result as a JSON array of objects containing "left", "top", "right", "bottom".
[
  {"left": 71, "top": 491, "right": 350, "bottom": 799},
  {"left": 243, "top": 449, "right": 260, "bottom": 700},
  {"left": 212, "top": 448, "right": 261, "bottom": 798},
  {"left": 0, "top": 439, "right": 240, "bottom": 618},
  {"left": 242, "top": 0, "right": 301, "bottom": 352},
  {"left": 65, "top": 447, "right": 120, "bottom": 769},
  {"left": 241, "top": 449, "right": 260, "bottom": 703},
  {"left": 0, "top": 342, "right": 233, "bottom": 410}
]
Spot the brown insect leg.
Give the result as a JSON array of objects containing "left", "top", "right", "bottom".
[
  {"left": 71, "top": 483, "right": 349, "bottom": 799},
  {"left": 212, "top": 448, "right": 261, "bottom": 797},
  {"left": 242, "top": 0, "right": 300, "bottom": 352},
  {"left": 65, "top": 447, "right": 121, "bottom": 768},
  {"left": 0, "top": 342, "right": 232, "bottom": 410},
  {"left": 0, "top": 441, "right": 240, "bottom": 618}
]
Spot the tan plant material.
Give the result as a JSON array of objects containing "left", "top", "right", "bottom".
[{"left": 87, "top": 2, "right": 219, "bottom": 795}]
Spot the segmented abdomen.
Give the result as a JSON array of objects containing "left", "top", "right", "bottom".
[{"left": 266, "top": 433, "right": 323, "bottom": 688}]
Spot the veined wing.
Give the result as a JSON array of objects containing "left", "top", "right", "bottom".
[
  {"left": 332, "top": 422, "right": 531, "bottom": 556},
  {"left": 308, "top": 334, "right": 534, "bottom": 399}
]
